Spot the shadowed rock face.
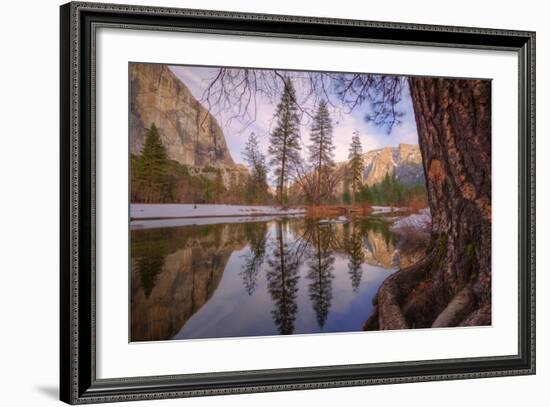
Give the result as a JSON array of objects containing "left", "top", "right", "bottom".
[
  {"left": 130, "top": 224, "right": 248, "bottom": 342},
  {"left": 130, "top": 63, "right": 235, "bottom": 167}
]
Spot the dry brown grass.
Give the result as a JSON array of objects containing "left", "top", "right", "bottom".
[
  {"left": 408, "top": 196, "right": 429, "bottom": 213},
  {"left": 305, "top": 204, "right": 373, "bottom": 218}
]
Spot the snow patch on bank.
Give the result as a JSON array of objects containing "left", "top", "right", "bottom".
[
  {"left": 371, "top": 206, "right": 408, "bottom": 215},
  {"left": 131, "top": 204, "right": 306, "bottom": 219},
  {"left": 390, "top": 208, "right": 431, "bottom": 231}
]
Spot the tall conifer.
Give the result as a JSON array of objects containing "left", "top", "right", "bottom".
[
  {"left": 268, "top": 79, "right": 301, "bottom": 205},
  {"left": 242, "top": 132, "right": 269, "bottom": 203},
  {"left": 348, "top": 132, "right": 364, "bottom": 205},
  {"left": 308, "top": 100, "right": 335, "bottom": 205},
  {"left": 136, "top": 123, "right": 168, "bottom": 202}
]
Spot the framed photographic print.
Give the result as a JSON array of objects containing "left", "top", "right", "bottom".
[{"left": 60, "top": 1, "right": 536, "bottom": 404}]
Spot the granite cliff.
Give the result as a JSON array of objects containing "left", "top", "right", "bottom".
[
  {"left": 130, "top": 63, "right": 249, "bottom": 187},
  {"left": 362, "top": 143, "right": 424, "bottom": 186},
  {"left": 331, "top": 143, "right": 424, "bottom": 198}
]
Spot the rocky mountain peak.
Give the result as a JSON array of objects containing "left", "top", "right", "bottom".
[{"left": 362, "top": 143, "right": 423, "bottom": 186}]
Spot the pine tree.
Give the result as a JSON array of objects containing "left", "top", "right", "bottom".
[
  {"left": 348, "top": 132, "right": 364, "bottom": 206},
  {"left": 135, "top": 123, "right": 168, "bottom": 202},
  {"left": 212, "top": 169, "right": 225, "bottom": 203},
  {"left": 268, "top": 79, "right": 302, "bottom": 205},
  {"left": 308, "top": 100, "right": 335, "bottom": 205},
  {"left": 342, "top": 176, "right": 352, "bottom": 205},
  {"left": 242, "top": 132, "right": 269, "bottom": 203}
]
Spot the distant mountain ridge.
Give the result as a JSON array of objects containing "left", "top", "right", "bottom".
[
  {"left": 361, "top": 143, "right": 424, "bottom": 186},
  {"left": 331, "top": 143, "right": 424, "bottom": 198}
]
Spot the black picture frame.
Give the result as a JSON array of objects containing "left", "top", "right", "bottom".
[{"left": 60, "top": 1, "right": 536, "bottom": 404}]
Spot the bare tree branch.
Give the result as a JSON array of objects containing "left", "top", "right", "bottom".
[{"left": 198, "top": 68, "right": 406, "bottom": 135}]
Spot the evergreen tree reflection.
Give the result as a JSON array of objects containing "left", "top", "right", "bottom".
[
  {"left": 135, "top": 254, "right": 165, "bottom": 299},
  {"left": 304, "top": 222, "right": 336, "bottom": 329},
  {"left": 344, "top": 222, "right": 365, "bottom": 292},
  {"left": 266, "top": 221, "right": 302, "bottom": 334},
  {"left": 239, "top": 222, "right": 269, "bottom": 295}
]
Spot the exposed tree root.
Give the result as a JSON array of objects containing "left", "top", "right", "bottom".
[
  {"left": 361, "top": 79, "right": 492, "bottom": 332},
  {"left": 364, "top": 252, "right": 435, "bottom": 330},
  {"left": 364, "top": 251, "right": 489, "bottom": 331},
  {"left": 458, "top": 304, "right": 491, "bottom": 326},
  {"left": 431, "top": 286, "right": 475, "bottom": 328}
]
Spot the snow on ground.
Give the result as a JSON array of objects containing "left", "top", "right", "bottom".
[
  {"left": 371, "top": 206, "right": 409, "bottom": 215},
  {"left": 390, "top": 208, "right": 431, "bottom": 231},
  {"left": 130, "top": 204, "right": 306, "bottom": 219},
  {"left": 129, "top": 203, "right": 432, "bottom": 231}
]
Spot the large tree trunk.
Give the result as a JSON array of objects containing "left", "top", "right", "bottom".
[{"left": 365, "top": 78, "right": 492, "bottom": 329}]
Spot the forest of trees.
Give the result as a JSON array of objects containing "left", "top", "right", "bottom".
[
  {"left": 131, "top": 123, "right": 269, "bottom": 205},
  {"left": 360, "top": 174, "right": 427, "bottom": 207},
  {"left": 341, "top": 172, "right": 428, "bottom": 207},
  {"left": 132, "top": 81, "right": 427, "bottom": 209}
]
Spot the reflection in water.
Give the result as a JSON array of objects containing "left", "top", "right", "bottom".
[
  {"left": 343, "top": 223, "right": 366, "bottom": 293},
  {"left": 130, "top": 217, "right": 427, "bottom": 341},
  {"left": 239, "top": 222, "right": 268, "bottom": 296},
  {"left": 304, "top": 223, "right": 336, "bottom": 329},
  {"left": 266, "top": 222, "right": 301, "bottom": 335},
  {"left": 135, "top": 254, "right": 164, "bottom": 299},
  {"left": 130, "top": 224, "right": 248, "bottom": 341}
]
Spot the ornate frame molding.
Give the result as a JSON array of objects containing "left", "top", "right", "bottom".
[{"left": 60, "top": 2, "right": 535, "bottom": 404}]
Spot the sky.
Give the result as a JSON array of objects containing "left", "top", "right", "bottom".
[{"left": 169, "top": 65, "right": 419, "bottom": 166}]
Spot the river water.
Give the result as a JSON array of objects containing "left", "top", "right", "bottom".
[{"left": 130, "top": 216, "right": 425, "bottom": 342}]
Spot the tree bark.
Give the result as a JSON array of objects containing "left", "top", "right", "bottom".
[{"left": 365, "top": 78, "right": 492, "bottom": 329}]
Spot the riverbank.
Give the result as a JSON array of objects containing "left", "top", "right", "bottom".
[
  {"left": 130, "top": 203, "right": 306, "bottom": 220},
  {"left": 130, "top": 203, "right": 431, "bottom": 231}
]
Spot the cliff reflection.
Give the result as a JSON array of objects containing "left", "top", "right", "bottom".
[
  {"left": 130, "top": 224, "right": 248, "bottom": 341},
  {"left": 131, "top": 217, "right": 427, "bottom": 341}
]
